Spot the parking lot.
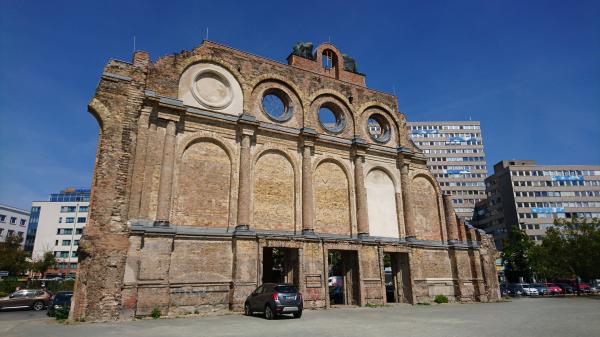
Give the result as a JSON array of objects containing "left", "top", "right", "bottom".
[{"left": 1, "top": 296, "right": 599, "bottom": 337}]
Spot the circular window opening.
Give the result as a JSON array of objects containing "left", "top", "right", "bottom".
[
  {"left": 192, "top": 70, "right": 233, "bottom": 109},
  {"left": 318, "top": 105, "right": 345, "bottom": 133},
  {"left": 261, "top": 90, "right": 293, "bottom": 122},
  {"left": 367, "top": 114, "right": 391, "bottom": 143}
]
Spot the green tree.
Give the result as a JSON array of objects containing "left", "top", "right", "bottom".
[
  {"left": 30, "top": 251, "right": 57, "bottom": 278},
  {"left": 502, "top": 227, "right": 535, "bottom": 282},
  {"left": 530, "top": 216, "right": 600, "bottom": 281},
  {"left": 0, "top": 235, "right": 29, "bottom": 276}
]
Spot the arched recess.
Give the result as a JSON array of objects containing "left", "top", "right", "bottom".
[
  {"left": 253, "top": 151, "right": 295, "bottom": 232},
  {"left": 313, "top": 160, "right": 351, "bottom": 236},
  {"left": 366, "top": 169, "right": 399, "bottom": 238},
  {"left": 171, "top": 140, "right": 232, "bottom": 227},
  {"left": 411, "top": 175, "right": 442, "bottom": 241}
]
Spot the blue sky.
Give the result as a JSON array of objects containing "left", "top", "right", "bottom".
[{"left": 1, "top": 0, "right": 599, "bottom": 210}]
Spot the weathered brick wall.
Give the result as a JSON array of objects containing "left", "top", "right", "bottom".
[
  {"left": 314, "top": 161, "right": 351, "bottom": 235},
  {"left": 171, "top": 141, "right": 232, "bottom": 227},
  {"left": 359, "top": 245, "right": 385, "bottom": 305},
  {"left": 252, "top": 152, "right": 296, "bottom": 232},
  {"left": 71, "top": 52, "right": 149, "bottom": 321},
  {"left": 410, "top": 248, "right": 455, "bottom": 302},
  {"left": 411, "top": 174, "right": 444, "bottom": 241},
  {"left": 75, "top": 41, "right": 499, "bottom": 320}
]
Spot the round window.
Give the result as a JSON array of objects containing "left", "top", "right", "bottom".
[
  {"left": 318, "top": 105, "right": 345, "bottom": 133},
  {"left": 367, "top": 114, "right": 391, "bottom": 143},
  {"left": 192, "top": 70, "right": 233, "bottom": 109},
  {"left": 261, "top": 90, "right": 293, "bottom": 122}
]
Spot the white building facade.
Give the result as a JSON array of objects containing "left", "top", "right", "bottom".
[
  {"left": 31, "top": 188, "right": 90, "bottom": 278},
  {"left": 0, "top": 204, "right": 30, "bottom": 247}
]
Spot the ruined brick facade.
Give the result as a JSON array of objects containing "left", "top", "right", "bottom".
[{"left": 71, "top": 41, "right": 499, "bottom": 321}]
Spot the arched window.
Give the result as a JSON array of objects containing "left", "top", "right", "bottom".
[{"left": 322, "top": 49, "right": 337, "bottom": 70}]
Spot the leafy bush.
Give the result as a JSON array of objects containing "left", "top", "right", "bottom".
[
  {"left": 0, "top": 277, "right": 23, "bottom": 294},
  {"left": 151, "top": 306, "right": 161, "bottom": 319},
  {"left": 55, "top": 306, "right": 70, "bottom": 320},
  {"left": 434, "top": 295, "right": 449, "bottom": 304},
  {"left": 27, "top": 279, "right": 74, "bottom": 293}
]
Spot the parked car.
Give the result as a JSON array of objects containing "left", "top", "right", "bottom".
[
  {"left": 507, "top": 283, "right": 524, "bottom": 296},
  {"left": 0, "top": 289, "right": 51, "bottom": 311},
  {"left": 509, "top": 283, "right": 538, "bottom": 296},
  {"left": 574, "top": 282, "right": 591, "bottom": 294},
  {"left": 531, "top": 283, "right": 549, "bottom": 296},
  {"left": 47, "top": 291, "right": 73, "bottom": 317},
  {"left": 499, "top": 284, "right": 509, "bottom": 296},
  {"left": 556, "top": 283, "right": 574, "bottom": 294},
  {"left": 546, "top": 283, "right": 563, "bottom": 295},
  {"left": 521, "top": 284, "right": 539, "bottom": 296},
  {"left": 244, "top": 283, "right": 303, "bottom": 320}
]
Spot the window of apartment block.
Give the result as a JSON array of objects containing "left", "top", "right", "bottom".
[
  {"left": 74, "top": 240, "right": 79, "bottom": 246},
  {"left": 72, "top": 251, "right": 78, "bottom": 257},
  {"left": 57, "top": 228, "right": 73, "bottom": 235},
  {"left": 0, "top": 214, "right": 5, "bottom": 222},
  {"left": 65, "top": 217, "right": 74, "bottom": 223},
  {"left": 77, "top": 217, "right": 86, "bottom": 223},
  {"left": 70, "top": 263, "right": 77, "bottom": 269},
  {"left": 62, "top": 240, "right": 71, "bottom": 246},
  {"left": 10, "top": 217, "right": 16, "bottom": 224},
  {"left": 78, "top": 206, "right": 88, "bottom": 212},
  {"left": 55, "top": 240, "right": 58, "bottom": 246},
  {"left": 75, "top": 228, "right": 84, "bottom": 235},
  {"left": 60, "top": 206, "right": 77, "bottom": 213},
  {"left": 19, "top": 219, "right": 26, "bottom": 226}
]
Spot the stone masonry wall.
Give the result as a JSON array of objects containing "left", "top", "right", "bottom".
[{"left": 73, "top": 41, "right": 499, "bottom": 321}]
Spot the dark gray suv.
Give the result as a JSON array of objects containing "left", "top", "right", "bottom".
[{"left": 244, "top": 283, "right": 303, "bottom": 320}]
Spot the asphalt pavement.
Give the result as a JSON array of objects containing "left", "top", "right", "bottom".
[{"left": 1, "top": 296, "right": 599, "bottom": 337}]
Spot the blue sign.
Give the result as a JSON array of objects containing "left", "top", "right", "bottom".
[
  {"left": 551, "top": 176, "right": 584, "bottom": 182},
  {"left": 411, "top": 129, "right": 438, "bottom": 135},
  {"left": 447, "top": 169, "right": 471, "bottom": 174},
  {"left": 531, "top": 207, "right": 565, "bottom": 214},
  {"left": 448, "top": 136, "right": 476, "bottom": 143}
]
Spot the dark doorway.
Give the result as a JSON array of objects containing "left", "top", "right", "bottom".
[
  {"left": 262, "top": 247, "right": 299, "bottom": 286},
  {"left": 328, "top": 250, "right": 360, "bottom": 305},
  {"left": 384, "top": 252, "right": 413, "bottom": 304}
]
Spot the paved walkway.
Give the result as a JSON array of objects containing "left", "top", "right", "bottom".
[{"left": 2, "top": 297, "right": 599, "bottom": 337}]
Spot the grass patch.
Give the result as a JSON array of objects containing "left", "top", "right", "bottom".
[
  {"left": 434, "top": 295, "right": 449, "bottom": 304},
  {"left": 151, "top": 306, "right": 161, "bottom": 319}
]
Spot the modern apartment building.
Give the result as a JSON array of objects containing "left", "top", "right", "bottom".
[
  {"left": 407, "top": 121, "right": 487, "bottom": 222},
  {"left": 0, "top": 203, "right": 30, "bottom": 247},
  {"left": 30, "top": 188, "right": 90, "bottom": 277},
  {"left": 473, "top": 160, "right": 600, "bottom": 248}
]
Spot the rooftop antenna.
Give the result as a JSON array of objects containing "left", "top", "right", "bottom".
[
  {"left": 133, "top": 35, "right": 136, "bottom": 53},
  {"left": 205, "top": 27, "right": 209, "bottom": 41},
  {"left": 392, "top": 85, "right": 397, "bottom": 96},
  {"left": 328, "top": 35, "right": 331, "bottom": 43}
]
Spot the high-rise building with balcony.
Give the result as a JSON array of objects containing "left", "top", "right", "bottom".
[{"left": 407, "top": 121, "right": 487, "bottom": 222}]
